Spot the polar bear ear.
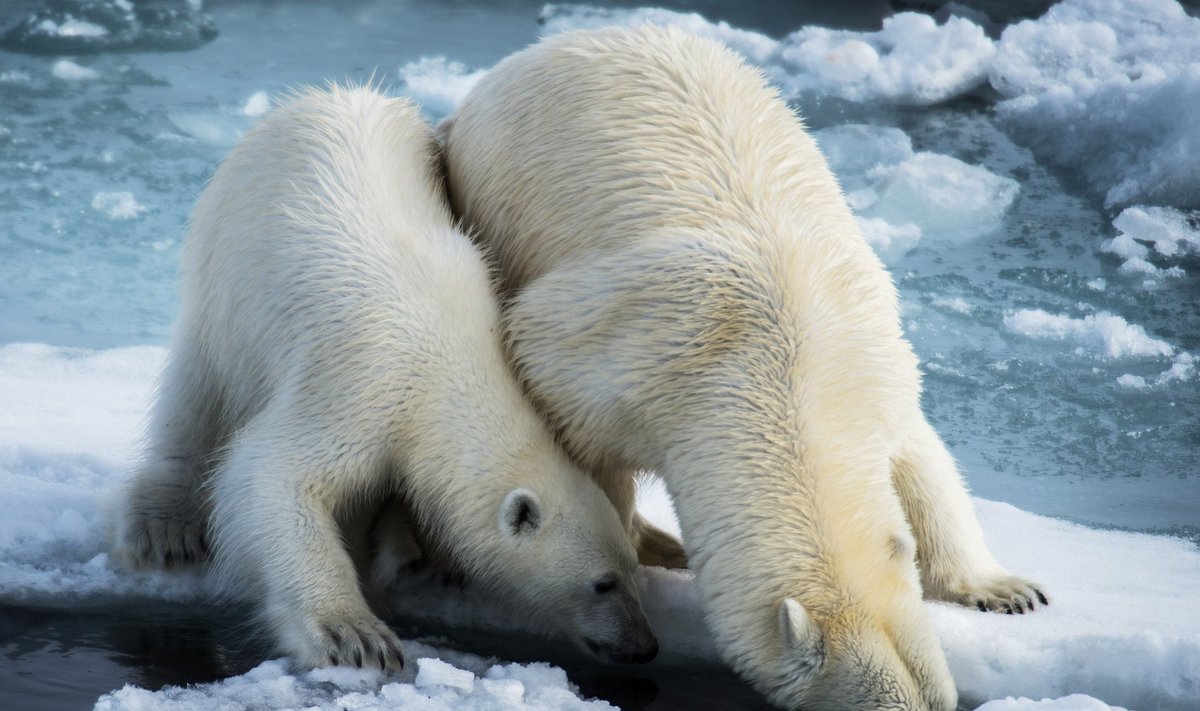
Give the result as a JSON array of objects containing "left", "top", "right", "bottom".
[
  {"left": 778, "top": 598, "right": 825, "bottom": 671},
  {"left": 499, "top": 488, "right": 542, "bottom": 536}
]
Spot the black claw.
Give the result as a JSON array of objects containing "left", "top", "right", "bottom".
[
  {"left": 1004, "top": 605, "right": 1013, "bottom": 615},
  {"left": 328, "top": 654, "right": 338, "bottom": 666},
  {"left": 1036, "top": 591, "right": 1049, "bottom": 606},
  {"left": 329, "top": 628, "right": 343, "bottom": 647},
  {"left": 377, "top": 649, "right": 387, "bottom": 670},
  {"left": 353, "top": 648, "right": 363, "bottom": 667},
  {"left": 976, "top": 600, "right": 987, "bottom": 612}
]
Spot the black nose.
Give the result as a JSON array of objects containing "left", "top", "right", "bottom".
[{"left": 584, "top": 637, "right": 659, "bottom": 665}]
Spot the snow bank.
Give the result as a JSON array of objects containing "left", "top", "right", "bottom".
[
  {"left": 539, "top": 4, "right": 994, "bottom": 105},
  {"left": 399, "top": 57, "right": 487, "bottom": 119},
  {"left": 3, "top": 343, "right": 1198, "bottom": 710},
  {"left": 990, "top": 0, "right": 1200, "bottom": 209},
  {"left": 1, "top": 0, "right": 217, "bottom": 55}
]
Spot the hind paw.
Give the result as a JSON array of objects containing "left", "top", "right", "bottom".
[{"left": 118, "top": 511, "right": 209, "bottom": 568}]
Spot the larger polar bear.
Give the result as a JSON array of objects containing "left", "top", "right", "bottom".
[
  {"left": 440, "top": 26, "right": 1048, "bottom": 710},
  {"left": 114, "top": 85, "right": 657, "bottom": 669}
]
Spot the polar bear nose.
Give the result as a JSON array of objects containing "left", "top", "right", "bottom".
[{"left": 582, "top": 635, "right": 659, "bottom": 664}]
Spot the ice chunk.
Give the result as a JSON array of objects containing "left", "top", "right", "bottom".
[
  {"left": 777, "top": 12, "right": 996, "bottom": 105},
  {"left": 856, "top": 217, "right": 922, "bottom": 264},
  {"left": 866, "top": 152, "right": 1018, "bottom": 241},
  {"left": 974, "top": 694, "right": 1128, "bottom": 711},
  {"left": 51, "top": 58, "right": 100, "bottom": 81},
  {"left": 990, "top": 0, "right": 1200, "bottom": 208},
  {"left": 398, "top": 57, "right": 486, "bottom": 119},
  {"left": 1, "top": 0, "right": 218, "bottom": 55},
  {"left": 414, "top": 657, "right": 475, "bottom": 692},
  {"left": 1111, "top": 206, "right": 1200, "bottom": 260},
  {"left": 539, "top": 5, "right": 993, "bottom": 105},
  {"left": 1003, "top": 309, "right": 1174, "bottom": 359},
  {"left": 240, "top": 91, "right": 271, "bottom": 117},
  {"left": 91, "top": 191, "right": 147, "bottom": 220}
]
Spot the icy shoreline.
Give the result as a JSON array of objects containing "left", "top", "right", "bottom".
[{"left": 2, "top": 343, "right": 1197, "bottom": 710}]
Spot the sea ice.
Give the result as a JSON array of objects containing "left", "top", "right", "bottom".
[
  {"left": 91, "top": 191, "right": 147, "bottom": 220},
  {"left": 974, "top": 694, "right": 1128, "bottom": 711},
  {"left": 1, "top": 0, "right": 218, "bottom": 55},
  {"left": 1, "top": 344, "right": 1197, "bottom": 710},
  {"left": 240, "top": 90, "right": 271, "bottom": 118},
  {"left": 1103, "top": 206, "right": 1200, "bottom": 278},
  {"left": 1003, "top": 309, "right": 1175, "bottom": 359},
  {"left": 398, "top": 57, "right": 487, "bottom": 119},
  {"left": 51, "top": 58, "right": 100, "bottom": 81},
  {"left": 990, "top": 0, "right": 1200, "bottom": 209}
]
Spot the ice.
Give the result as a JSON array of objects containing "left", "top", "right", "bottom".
[
  {"left": 398, "top": 57, "right": 487, "bottom": 119},
  {"left": 540, "top": 5, "right": 994, "bottom": 105},
  {"left": 1003, "top": 309, "right": 1175, "bottom": 359},
  {"left": 814, "top": 124, "right": 1019, "bottom": 262},
  {"left": 415, "top": 657, "right": 476, "bottom": 692},
  {"left": 240, "top": 90, "right": 271, "bottom": 117},
  {"left": 0, "top": 344, "right": 1195, "bottom": 709},
  {"left": 990, "top": 0, "right": 1200, "bottom": 209},
  {"left": 51, "top": 58, "right": 100, "bottom": 81},
  {"left": 1103, "top": 206, "right": 1200, "bottom": 278},
  {"left": 1, "top": 0, "right": 218, "bottom": 55},
  {"left": 91, "top": 191, "right": 147, "bottom": 220},
  {"left": 974, "top": 695, "right": 1127, "bottom": 711},
  {"left": 776, "top": 12, "right": 995, "bottom": 105},
  {"left": 95, "top": 648, "right": 616, "bottom": 710}
]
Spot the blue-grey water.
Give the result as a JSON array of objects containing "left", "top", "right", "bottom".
[{"left": 1, "top": 1, "right": 1197, "bottom": 709}]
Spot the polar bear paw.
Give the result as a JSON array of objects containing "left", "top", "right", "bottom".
[
  {"left": 117, "top": 488, "right": 210, "bottom": 568},
  {"left": 942, "top": 573, "right": 1048, "bottom": 614},
  {"left": 310, "top": 615, "right": 406, "bottom": 671}
]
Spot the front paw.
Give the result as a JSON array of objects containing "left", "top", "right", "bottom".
[
  {"left": 117, "top": 510, "right": 209, "bottom": 569},
  {"left": 309, "top": 615, "right": 406, "bottom": 671},
  {"left": 939, "top": 573, "right": 1048, "bottom": 614}
]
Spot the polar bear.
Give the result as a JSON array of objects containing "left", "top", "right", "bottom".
[
  {"left": 439, "top": 26, "right": 1048, "bottom": 710},
  {"left": 114, "top": 85, "right": 658, "bottom": 669}
]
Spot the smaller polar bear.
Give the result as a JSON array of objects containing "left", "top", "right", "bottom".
[
  {"left": 440, "top": 26, "right": 1047, "bottom": 711},
  {"left": 115, "top": 85, "right": 657, "bottom": 669}
]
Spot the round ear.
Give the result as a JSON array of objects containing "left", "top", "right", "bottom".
[
  {"left": 499, "top": 488, "right": 542, "bottom": 536},
  {"left": 778, "top": 597, "right": 825, "bottom": 674}
]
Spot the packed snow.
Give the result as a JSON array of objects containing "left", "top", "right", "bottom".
[{"left": 1, "top": 344, "right": 1197, "bottom": 710}]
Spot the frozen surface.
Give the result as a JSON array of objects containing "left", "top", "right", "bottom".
[
  {"left": 974, "top": 696, "right": 1126, "bottom": 711},
  {"left": 96, "top": 653, "right": 618, "bottom": 711},
  {"left": 1, "top": 344, "right": 1198, "bottom": 710},
  {"left": 990, "top": 0, "right": 1200, "bottom": 208},
  {"left": 1, "top": 0, "right": 217, "bottom": 55}
]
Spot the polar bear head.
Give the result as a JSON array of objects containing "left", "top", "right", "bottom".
[{"left": 489, "top": 484, "right": 659, "bottom": 664}]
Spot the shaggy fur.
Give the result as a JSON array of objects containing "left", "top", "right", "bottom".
[
  {"left": 114, "top": 85, "right": 657, "bottom": 669},
  {"left": 440, "top": 26, "right": 1047, "bottom": 710}
]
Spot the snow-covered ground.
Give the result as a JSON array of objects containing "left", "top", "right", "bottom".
[
  {"left": 3, "top": 345, "right": 1198, "bottom": 710},
  {"left": 2, "top": 0, "right": 1199, "bottom": 709}
]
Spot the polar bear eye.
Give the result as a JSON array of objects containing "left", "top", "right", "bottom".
[{"left": 592, "top": 574, "right": 618, "bottom": 594}]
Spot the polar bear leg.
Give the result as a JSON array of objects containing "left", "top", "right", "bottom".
[
  {"left": 891, "top": 416, "right": 1048, "bottom": 613},
  {"left": 117, "top": 342, "right": 217, "bottom": 568},
  {"left": 211, "top": 416, "right": 405, "bottom": 670}
]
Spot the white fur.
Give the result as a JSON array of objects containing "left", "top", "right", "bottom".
[
  {"left": 441, "top": 26, "right": 1046, "bottom": 710},
  {"left": 114, "top": 85, "right": 656, "bottom": 668}
]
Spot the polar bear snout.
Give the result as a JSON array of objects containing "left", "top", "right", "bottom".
[{"left": 577, "top": 584, "right": 659, "bottom": 664}]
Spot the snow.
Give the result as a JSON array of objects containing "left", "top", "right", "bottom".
[
  {"left": 1004, "top": 309, "right": 1175, "bottom": 359},
  {"left": 51, "top": 58, "right": 100, "bottom": 81},
  {"left": 91, "top": 191, "right": 148, "bottom": 220},
  {"left": 1103, "top": 206, "right": 1200, "bottom": 278},
  {"left": 399, "top": 57, "right": 487, "bottom": 118},
  {"left": 990, "top": 0, "right": 1200, "bottom": 209},
  {"left": 1, "top": 343, "right": 1197, "bottom": 710},
  {"left": 37, "top": 18, "right": 110, "bottom": 39}
]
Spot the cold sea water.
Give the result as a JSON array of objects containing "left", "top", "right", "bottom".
[{"left": 1, "top": 1, "right": 1198, "bottom": 710}]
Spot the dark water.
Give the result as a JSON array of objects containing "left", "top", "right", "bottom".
[{"left": 0, "top": 603, "right": 776, "bottom": 711}]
